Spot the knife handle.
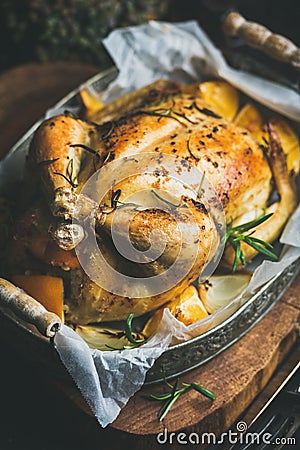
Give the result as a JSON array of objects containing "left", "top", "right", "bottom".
[
  {"left": 223, "top": 12, "right": 300, "bottom": 70},
  {"left": 0, "top": 278, "right": 61, "bottom": 338}
]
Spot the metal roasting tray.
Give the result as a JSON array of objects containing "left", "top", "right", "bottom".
[{"left": 0, "top": 67, "right": 299, "bottom": 384}]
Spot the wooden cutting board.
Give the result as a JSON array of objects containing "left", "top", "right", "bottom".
[{"left": 0, "top": 63, "right": 299, "bottom": 450}]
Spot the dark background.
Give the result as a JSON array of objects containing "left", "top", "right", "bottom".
[{"left": 0, "top": 0, "right": 299, "bottom": 80}]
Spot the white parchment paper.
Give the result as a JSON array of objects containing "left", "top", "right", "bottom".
[{"left": 2, "top": 21, "right": 300, "bottom": 427}]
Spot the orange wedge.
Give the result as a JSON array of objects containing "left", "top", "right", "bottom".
[
  {"left": 269, "top": 117, "right": 300, "bottom": 174},
  {"left": 234, "top": 103, "right": 263, "bottom": 136},
  {"left": 198, "top": 81, "right": 239, "bottom": 121},
  {"left": 11, "top": 275, "right": 64, "bottom": 320},
  {"left": 169, "top": 285, "right": 208, "bottom": 326},
  {"left": 80, "top": 88, "right": 105, "bottom": 118},
  {"left": 43, "top": 240, "right": 81, "bottom": 269}
]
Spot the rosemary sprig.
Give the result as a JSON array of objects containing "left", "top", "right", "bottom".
[
  {"left": 125, "top": 313, "right": 147, "bottom": 345},
  {"left": 67, "top": 158, "right": 78, "bottom": 187},
  {"left": 187, "top": 135, "right": 200, "bottom": 161},
  {"left": 140, "top": 109, "right": 184, "bottom": 125},
  {"left": 105, "top": 313, "right": 147, "bottom": 351},
  {"left": 223, "top": 211, "right": 278, "bottom": 272},
  {"left": 70, "top": 143, "right": 99, "bottom": 156},
  {"left": 37, "top": 157, "right": 60, "bottom": 167},
  {"left": 108, "top": 189, "right": 142, "bottom": 211},
  {"left": 64, "top": 110, "right": 78, "bottom": 119},
  {"left": 71, "top": 143, "right": 102, "bottom": 172},
  {"left": 111, "top": 189, "right": 122, "bottom": 208},
  {"left": 140, "top": 98, "right": 196, "bottom": 126},
  {"left": 103, "top": 151, "right": 111, "bottom": 165},
  {"left": 53, "top": 172, "right": 78, "bottom": 188},
  {"left": 53, "top": 158, "right": 78, "bottom": 188},
  {"left": 197, "top": 170, "right": 206, "bottom": 199},
  {"left": 192, "top": 102, "right": 222, "bottom": 119},
  {"left": 151, "top": 189, "right": 181, "bottom": 208},
  {"left": 147, "top": 374, "right": 216, "bottom": 421},
  {"left": 172, "top": 110, "right": 197, "bottom": 125},
  {"left": 101, "top": 121, "right": 115, "bottom": 139}
]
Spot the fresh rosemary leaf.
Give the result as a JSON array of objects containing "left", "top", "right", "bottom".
[
  {"left": 159, "top": 392, "right": 181, "bottom": 422},
  {"left": 233, "top": 241, "right": 241, "bottom": 272},
  {"left": 70, "top": 143, "right": 99, "bottom": 156},
  {"left": 38, "top": 157, "right": 59, "bottom": 166},
  {"left": 163, "top": 369, "right": 174, "bottom": 389},
  {"left": 64, "top": 110, "right": 78, "bottom": 119},
  {"left": 67, "top": 159, "right": 74, "bottom": 180},
  {"left": 104, "top": 313, "right": 147, "bottom": 351},
  {"left": 111, "top": 189, "right": 122, "bottom": 209},
  {"left": 101, "top": 121, "right": 115, "bottom": 139},
  {"left": 147, "top": 393, "right": 173, "bottom": 401},
  {"left": 224, "top": 210, "right": 277, "bottom": 271},
  {"left": 103, "top": 151, "right": 111, "bottom": 164},
  {"left": 124, "top": 313, "right": 147, "bottom": 345},
  {"left": 192, "top": 102, "right": 222, "bottom": 119},
  {"left": 140, "top": 110, "right": 184, "bottom": 125},
  {"left": 53, "top": 171, "right": 78, "bottom": 188},
  {"left": 245, "top": 236, "right": 274, "bottom": 250},
  {"left": 151, "top": 189, "right": 181, "bottom": 208},
  {"left": 243, "top": 237, "right": 278, "bottom": 260},
  {"left": 147, "top": 375, "right": 216, "bottom": 421},
  {"left": 139, "top": 98, "right": 195, "bottom": 127},
  {"left": 197, "top": 171, "right": 206, "bottom": 199},
  {"left": 171, "top": 377, "right": 179, "bottom": 396},
  {"left": 232, "top": 212, "right": 273, "bottom": 233},
  {"left": 190, "top": 383, "right": 216, "bottom": 400},
  {"left": 187, "top": 136, "right": 200, "bottom": 161},
  {"left": 173, "top": 110, "right": 197, "bottom": 125}
]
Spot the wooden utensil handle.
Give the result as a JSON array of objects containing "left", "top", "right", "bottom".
[
  {"left": 0, "top": 278, "right": 61, "bottom": 338},
  {"left": 223, "top": 12, "right": 300, "bottom": 70}
]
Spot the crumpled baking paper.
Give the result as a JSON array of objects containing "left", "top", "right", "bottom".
[
  {"left": 2, "top": 21, "right": 300, "bottom": 427},
  {"left": 54, "top": 317, "right": 173, "bottom": 426},
  {"left": 102, "top": 20, "right": 300, "bottom": 121}
]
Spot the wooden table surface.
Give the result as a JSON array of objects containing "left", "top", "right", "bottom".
[{"left": 0, "top": 63, "right": 299, "bottom": 450}]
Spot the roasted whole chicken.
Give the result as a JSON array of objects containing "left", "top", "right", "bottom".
[{"left": 3, "top": 79, "right": 299, "bottom": 327}]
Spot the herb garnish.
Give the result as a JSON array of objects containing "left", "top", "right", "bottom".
[
  {"left": 111, "top": 189, "right": 122, "bottom": 209},
  {"left": 147, "top": 373, "right": 216, "bottom": 421},
  {"left": 38, "top": 157, "right": 60, "bottom": 166},
  {"left": 105, "top": 313, "right": 147, "bottom": 350},
  {"left": 140, "top": 98, "right": 197, "bottom": 126},
  {"left": 70, "top": 143, "right": 99, "bottom": 156},
  {"left": 107, "top": 189, "right": 142, "bottom": 211},
  {"left": 151, "top": 189, "right": 181, "bottom": 208},
  {"left": 103, "top": 151, "right": 111, "bottom": 165},
  {"left": 124, "top": 313, "right": 147, "bottom": 346},
  {"left": 223, "top": 211, "right": 278, "bottom": 272},
  {"left": 101, "top": 121, "right": 115, "bottom": 139},
  {"left": 64, "top": 110, "right": 78, "bottom": 119},
  {"left": 71, "top": 143, "right": 102, "bottom": 171},
  {"left": 53, "top": 158, "right": 78, "bottom": 188},
  {"left": 187, "top": 135, "right": 200, "bottom": 160},
  {"left": 197, "top": 170, "right": 206, "bottom": 199},
  {"left": 192, "top": 102, "right": 222, "bottom": 119}
]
